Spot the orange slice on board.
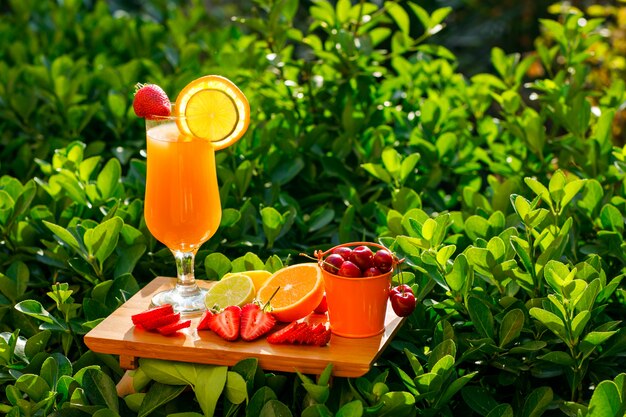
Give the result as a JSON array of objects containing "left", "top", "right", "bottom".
[
  {"left": 257, "top": 263, "right": 325, "bottom": 323},
  {"left": 174, "top": 75, "right": 250, "bottom": 150}
]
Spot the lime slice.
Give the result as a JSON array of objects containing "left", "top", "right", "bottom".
[{"left": 205, "top": 274, "right": 255, "bottom": 310}]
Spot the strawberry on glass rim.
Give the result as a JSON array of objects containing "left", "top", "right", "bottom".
[{"left": 133, "top": 83, "right": 171, "bottom": 119}]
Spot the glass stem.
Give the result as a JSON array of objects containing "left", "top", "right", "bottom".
[{"left": 173, "top": 250, "right": 201, "bottom": 297}]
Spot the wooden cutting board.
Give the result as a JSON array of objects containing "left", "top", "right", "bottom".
[{"left": 84, "top": 277, "right": 406, "bottom": 377}]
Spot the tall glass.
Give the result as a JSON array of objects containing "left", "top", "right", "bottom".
[{"left": 144, "top": 115, "right": 222, "bottom": 314}]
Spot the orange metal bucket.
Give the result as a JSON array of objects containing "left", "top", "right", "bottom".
[{"left": 317, "top": 242, "right": 396, "bottom": 338}]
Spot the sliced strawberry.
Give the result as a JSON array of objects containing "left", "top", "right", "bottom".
[
  {"left": 313, "top": 325, "right": 331, "bottom": 347},
  {"left": 209, "top": 305, "right": 241, "bottom": 341},
  {"left": 133, "top": 83, "right": 171, "bottom": 119},
  {"left": 267, "top": 321, "right": 299, "bottom": 344},
  {"left": 137, "top": 312, "right": 180, "bottom": 331},
  {"left": 304, "top": 323, "right": 326, "bottom": 344},
  {"left": 157, "top": 319, "right": 191, "bottom": 336},
  {"left": 286, "top": 322, "right": 310, "bottom": 344},
  {"left": 240, "top": 303, "right": 277, "bottom": 342},
  {"left": 197, "top": 310, "right": 214, "bottom": 331},
  {"left": 131, "top": 304, "right": 174, "bottom": 326},
  {"left": 267, "top": 321, "right": 330, "bottom": 346}
]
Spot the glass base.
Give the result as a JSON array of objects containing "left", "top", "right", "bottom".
[{"left": 151, "top": 287, "right": 208, "bottom": 315}]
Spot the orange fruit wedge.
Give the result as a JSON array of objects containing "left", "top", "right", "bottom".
[
  {"left": 256, "top": 263, "right": 324, "bottom": 322},
  {"left": 174, "top": 75, "right": 250, "bottom": 150}
]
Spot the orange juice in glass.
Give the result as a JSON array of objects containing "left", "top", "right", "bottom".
[
  {"left": 142, "top": 75, "right": 250, "bottom": 314},
  {"left": 144, "top": 118, "right": 220, "bottom": 313}
]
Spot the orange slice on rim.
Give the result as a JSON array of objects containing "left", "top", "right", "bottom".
[{"left": 174, "top": 75, "right": 250, "bottom": 150}]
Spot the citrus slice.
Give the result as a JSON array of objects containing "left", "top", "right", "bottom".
[
  {"left": 257, "top": 263, "right": 324, "bottom": 322},
  {"left": 223, "top": 270, "right": 272, "bottom": 293},
  {"left": 205, "top": 273, "right": 255, "bottom": 310},
  {"left": 174, "top": 75, "right": 250, "bottom": 150}
]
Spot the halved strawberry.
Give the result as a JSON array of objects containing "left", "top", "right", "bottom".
[
  {"left": 240, "top": 303, "right": 276, "bottom": 342},
  {"left": 133, "top": 83, "right": 171, "bottom": 119},
  {"left": 131, "top": 304, "right": 174, "bottom": 326},
  {"left": 209, "top": 305, "right": 241, "bottom": 341},
  {"left": 157, "top": 319, "right": 191, "bottom": 336},
  {"left": 197, "top": 310, "right": 214, "bottom": 331}
]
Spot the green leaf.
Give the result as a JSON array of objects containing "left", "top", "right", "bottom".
[
  {"left": 487, "top": 404, "right": 514, "bottom": 417},
  {"left": 467, "top": 296, "right": 495, "bottom": 340},
  {"left": 302, "top": 404, "right": 334, "bottom": 417},
  {"left": 138, "top": 383, "right": 186, "bottom": 417},
  {"left": 428, "top": 339, "right": 456, "bottom": 370},
  {"left": 461, "top": 386, "right": 500, "bottom": 415},
  {"left": 24, "top": 331, "right": 51, "bottom": 359},
  {"left": 537, "top": 351, "right": 574, "bottom": 366},
  {"left": 43, "top": 220, "right": 82, "bottom": 254},
  {"left": 581, "top": 332, "right": 617, "bottom": 356},
  {"left": 248, "top": 386, "right": 277, "bottom": 417},
  {"left": 560, "top": 179, "right": 586, "bottom": 210},
  {"left": 529, "top": 308, "right": 567, "bottom": 340},
  {"left": 194, "top": 365, "right": 228, "bottom": 417},
  {"left": 587, "top": 380, "right": 621, "bottom": 417},
  {"left": 204, "top": 252, "right": 232, "bottom": 280},
  {"left": 15, "top": 374, "right": 50, "bottom": 402},
  {"left": 361, "top": 163, "right": 392, "bottom": 184},
  {"left": 385, "top": 2, "right": 410, "bottom": 35},
  {"left": 138, "top": 358, "right": 192, "bottom": 386},
  {"left": 0, "top": 261, "right": 29, "bottom": 302},
  {"left": 378, "top": 391, "right": 415, "bottom": 417},
  {"left": 14, "top": 300, "right": 65, "bottom": 329},
  {"left": 40, "top": 356, "right": 59, "bottom": 391},
  {"left": 400, "top": 153, "right": 420, "bottom": 184},
  {"left": 600, "top": 204, "right": 624, "bottom": 232},
  {"left": 524, "top": 177, "right": 552, "bottom": 211},
  {"left": 445, "top": 253, "right": 468, "bottom": 293},
  {"left": 520, "top": 386, "right": 553, "bottom": 417},
  {"left": 225, "top": 371, "right": 247, "bottom": 405},
  {"left": 83, "top": 217, "right": 123, "bottom": 265},
  {"left": 96, "top": 158, "right": 121, "bottom": 200},
  {"left": 302, "top": 383, "right": 330, "bottom": 404},
  {"left": 436, "top": 245, "right": 456, "bottom": 267},
  {"left": 577, "top": 179, "right": 603, "bottom": 216},
  {"left": 336, "top": 400, "right": 363, "bottom": 417},
  {"left": 436, "top": 372, "right": 477, "bottom": 407},
  {"left": 381, "top": 147, "right": 402, "bottom": 180},
  {"left": 81, "top": 368, "right": 119, "bottom": 412},
  {"left": 499, "top": 308, "right": 524, "bottom": 348},
  {"left": 259, "top": 399, "right": 293, "bottom": 417},
  {"left": 261, "top": 206, "right": 284, "bottom": 248},
  {"left": 571, "top": 310, "right": 591, "bottom": 341}
]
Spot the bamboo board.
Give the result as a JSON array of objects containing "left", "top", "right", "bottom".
[{"left": 84, "top": 277, "right": 406, "bottom": 377}]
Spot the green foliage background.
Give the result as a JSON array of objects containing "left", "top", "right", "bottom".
[{"left": 1, "top": 0, "right": 626, "bottom": 416}]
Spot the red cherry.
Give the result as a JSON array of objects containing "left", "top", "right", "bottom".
[
  {"left": 331, "top": 246, "right": 353, "bottom": 260},
  {"left": 364, "top": 266, "right": 382, "bottom": 277},
  {"left": 390, "top": 284, "right": 413, "bottom": 298},
  {"left": 390, "top": 290, "right": 416, "bottom": 317},
  {"left": 374, "top": 249, "right": 394, "bottom": 272},
  {"left": 323, "top": 254, "right": 344, "bottom": 273},
  {"left": 349, "top": 245, "right": 374, "bottom": 271},
  {"left": 338, "top": 260, "right": 362, "bottom": 277}
]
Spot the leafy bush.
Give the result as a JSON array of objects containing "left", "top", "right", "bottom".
[{"left": 1, "top": 0, "right": 626, "bottom": 416}]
